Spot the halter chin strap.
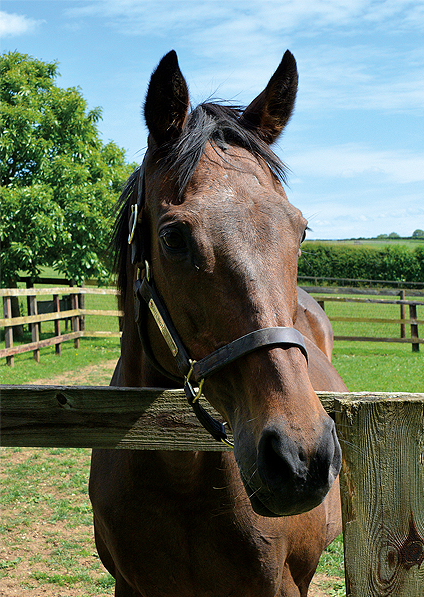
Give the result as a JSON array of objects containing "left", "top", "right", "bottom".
[{"left": 133, "top": 261, "right": 308, "bottom": 448}]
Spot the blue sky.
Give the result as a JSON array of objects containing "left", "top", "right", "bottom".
[{"left": 1, "top": 0, "right": 423, "bottom": 239}]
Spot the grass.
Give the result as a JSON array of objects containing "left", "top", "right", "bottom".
[
  {"left": 304, "top": 237, "right": 424, "bottom": 250},
  {"left": 0, "top": 447, "right": 115, "bottom": 596},
  {"left": 1, "top": 291, "right": 423, "bottom": 596},
  {"left": 332, "top": 342, "right": 423, "bottom": 392},
  {"left": 0, "top": 336, "right": 120, "bottom": 385},
  {"left": 319, "top": 292, "right": 423, "bottom": 393}
]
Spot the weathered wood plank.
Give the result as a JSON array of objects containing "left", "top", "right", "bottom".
[
  {"left": 79, "top": 309, "right": 123, "bottom": 317},
  {"left": 0, "top": 331, "right": 121, "bottom": 359},
  {"left": 83, "top": 331, "right": 121, "bottom": 338},
  {"left": 302, "top": 286, "right": 424, "bottom": 297},
  {"left": 334, "top": 336, "right": 424, "bottom": 344},
  {"left": 0, "top": 309, "right": 80, "bottom": 327},
  {"left": 0, "top": 332, "right": 83, "bottom": 358},
  {"left": 310, "top": 296, "right": 424, "bottom": 306},
  {"left": 2, "top": 296, "right": 14, "bottom": 367},
  {"left": 0, "top": 386, "right": 337, "bottom": 450},
  {"left": 329, "top": 316, "right": 424, "bottom": 325},
  {"left": 0, "top": 385, "right": 231, "bottom": 450},
  {"left": 335, "top": 394, "right": 424, "bottom": 597},
  {"left": 0, "top": 308, "right": 123, "bottom": 327},
  {"left": 0, "top": 287, "right": 120, "bottom": 297}
]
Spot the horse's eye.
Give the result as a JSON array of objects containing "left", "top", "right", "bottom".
[{"left": 160, "top": 228, "right": 187, "bottom": 251}]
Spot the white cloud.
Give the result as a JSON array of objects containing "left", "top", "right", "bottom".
[
  {"left": 65, "top": 0, "right": 424, "bottom": 36},
  {"left": 64, "top": 1, "right": 424, "bottom": 115},
  {"left": 0, "top": 11, "right": 44, "bottom": 37},
  {"left": 289, "top": 144, "right": 424, "bottom": 184}
]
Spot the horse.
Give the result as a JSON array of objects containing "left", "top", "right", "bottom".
[
  {"left": 295, "top": 288, "right": 334, "bottom": 361},
  {"left": 89, "top": 50, "right": 347, "bottom": 597}
]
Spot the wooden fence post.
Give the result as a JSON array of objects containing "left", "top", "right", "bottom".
[
  {"left": 79, "top": 284, "right": 85, "bottom": 331},
  {"left": 409, "top": 303, "right": 419, "bottom": 353},
  {"left": 29, "top": 294, "right": 40, "bottom": 363},
  {"left": 71, "top": 293, "right": 80, "bottom": 349},
  {"left": 400, "top": 290, "right": 405, "bottom": 339},
  {"left": 335, "top": 394, "right": 424, "bottom": 596},
  {"left": 3, "top": 296, "right": 14, "bottom": 367},
  {"left": 53, "top": 294, "right": 61, "bottom": 356}
]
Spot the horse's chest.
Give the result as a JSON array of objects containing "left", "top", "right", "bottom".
[{"left": 95, "top": 454, "right": 286, "bottom": 596}]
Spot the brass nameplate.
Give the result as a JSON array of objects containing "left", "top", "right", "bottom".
[{"left": 148, "top": 299, "right": 179, "bottom": 357}]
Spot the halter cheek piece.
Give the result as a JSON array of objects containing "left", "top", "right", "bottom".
[{"left": 129, "top": 162, "right": 308, "bottom": 448}]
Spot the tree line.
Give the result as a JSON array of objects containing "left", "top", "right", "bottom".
[{"left": 298, "top": 243, "right": 424, "bottom": 285}]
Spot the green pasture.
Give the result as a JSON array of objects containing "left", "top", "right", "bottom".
[
  {"left": 317, "top": 293, "right": 423, "bottom": 393},
  {"left": 2, "top": 289, "right": 422, "bottom": 391},
  {"left": 304, "top": 236, "right": 424, "bottom": 251},
  {"left": 1, "top": 290, "right": 423, "bottom": 595},
  {"left": 0, "top": 291, "right": 121, "bottom": 384}
]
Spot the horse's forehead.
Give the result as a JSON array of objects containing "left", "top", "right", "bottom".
[
  {"left": 187, "top": 147, "right": 304, "bottom": 226},
  {"left": 194, "top": 144, "right": 277, "bottom": 191}
]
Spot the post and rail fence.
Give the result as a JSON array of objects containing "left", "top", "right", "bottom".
[
  {"left": 1, "top": 278, "right": 423, "bottom": 594},
  {"left": 0, "top": 386, "right": 423, "bottom": 596},
  {"left": 1, "top": 286, "right": 122, "bottom": 367},
  {"left": 2, "top": 283, "right": 422, "bottom": 364},
  {"left": 301, "top": 287, "right": 424, "bottom": 352}
]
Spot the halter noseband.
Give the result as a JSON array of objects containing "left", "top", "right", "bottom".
[{"left": 129, "top": 161, "right": 308, "bottom": 447}]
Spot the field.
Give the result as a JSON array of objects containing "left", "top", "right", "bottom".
[
  {"left": 304, "top": 236, "right": 424, "bottom": 251},
  {"left": 1, "top": 292, "right": 423, "bottom": 596}
]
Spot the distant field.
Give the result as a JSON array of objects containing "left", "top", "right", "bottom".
[{"left": 304, "top": 237, "right": 424, "bottom": 250}]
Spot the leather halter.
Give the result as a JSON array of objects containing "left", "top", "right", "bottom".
[{"left": 129, "top": 160, "right": 308, "bottom": 447}]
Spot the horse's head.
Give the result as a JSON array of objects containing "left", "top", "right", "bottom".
[{"left": 118, "top": 51, "right": 341, "bottom": 517}]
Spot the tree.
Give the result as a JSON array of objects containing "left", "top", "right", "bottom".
[
  {"left": 412, "top": 229, "right": 424, "bottom": 238},
  {"left": 0, "top": 51, "right": 135, "bottom": 288}
]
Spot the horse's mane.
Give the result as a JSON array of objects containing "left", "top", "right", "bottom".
[{"left": 113, "top": 102, "right": 288, "bottom": 298}]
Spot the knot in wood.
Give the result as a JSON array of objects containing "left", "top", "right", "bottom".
[
  {"left": 56, "top": 393, "right": 70, "bottom": 409},
  {"left": 399, "top": 516, "right": 424, "bottom": 570}
]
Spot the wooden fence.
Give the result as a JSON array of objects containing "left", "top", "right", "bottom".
[
  {"left": 1, "top": 286, "right": 121, "bottom": 366},
  {"left": 301, "top": 286, "right": 424, "bottom": 352},
  {"left": 0, "top": 386, "right": 423, "bottom": 596},
  {"left": 298, "top": 275, "right": 424, "bottom": 290},
  {"left": 2, "top": 286, "right": 423, "bottom": 366}
]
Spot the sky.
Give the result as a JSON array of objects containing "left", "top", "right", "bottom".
[{"left": 1, "top": 0, "right": 423, "bottom": 240}]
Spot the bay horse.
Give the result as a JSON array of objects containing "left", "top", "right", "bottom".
[{"left": 89, "top": 50, "right": 347, "bottom": 597}]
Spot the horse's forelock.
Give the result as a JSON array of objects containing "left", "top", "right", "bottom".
[{"left": 159, "top": 103, "right": 288, "bottom": 198}]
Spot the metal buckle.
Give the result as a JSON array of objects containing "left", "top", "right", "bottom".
[
  {"left": 128, "top": 204, "right": 138, "bottom": 245},
  {"left": 184, "top": 360, "right": 204, "bottom": 403}
]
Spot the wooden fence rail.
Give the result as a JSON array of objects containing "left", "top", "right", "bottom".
[
  {"left": 0, "top": 387, "right": 423, "bottom": 596},
  {"left": 302, "top": 290, "right": 424, "bottom": 352},
  {"left": 2, "top": 287, "right": 423, "bottom": 365},
  {"left": 1, "top": 286, "right": 122, "bottom": 366},
  {"left": 298, "top": 275, "right": 424, "bottom": 290}
]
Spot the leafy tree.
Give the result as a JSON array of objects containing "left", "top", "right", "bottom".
[
  {"left": 1, "top": 50, "right": 135, "bottom": 288},
  {"left": 412, "top": 229, "right": 424, "bottom": 238}
]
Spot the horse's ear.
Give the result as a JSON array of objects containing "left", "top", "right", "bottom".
[
  {"left": 144, "top": 50, "right": 190, "bottom": 146},
  {"left": 240, "top": 50, "right": 298, "bottom": 144}
]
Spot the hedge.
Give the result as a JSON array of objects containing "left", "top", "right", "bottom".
[{"left": 298, "top": 244, "right": 424, "bottom": 284}]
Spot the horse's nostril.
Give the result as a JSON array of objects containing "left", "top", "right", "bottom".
[
  {"left": 257, "top": 421, "right": 339, "bottom": 494},
  {"left": 258, "top": 430, "right": 307, "bottom": 490}
]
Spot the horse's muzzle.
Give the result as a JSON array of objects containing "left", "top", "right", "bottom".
[{"left": 238, "top": 416, "right": 342, "bottom": 517}]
